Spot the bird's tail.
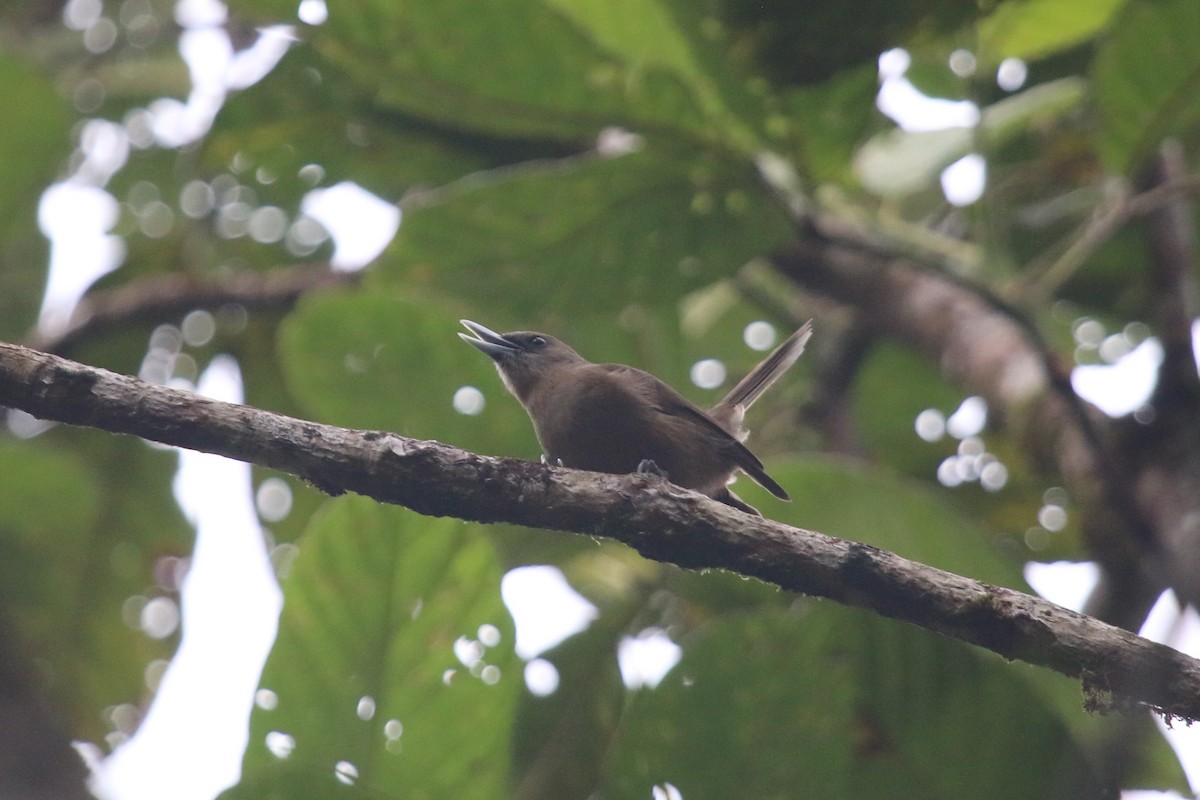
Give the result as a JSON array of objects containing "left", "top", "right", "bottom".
[{"left": 709, "top": 320, "right": 813, "bottom": 438}]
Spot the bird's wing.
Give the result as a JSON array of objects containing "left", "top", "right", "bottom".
[
  {"left": 658, "top": 397, "right": 790, "bottom": 500},
  {"left": 596, "top": 364, "right": 789, "bottom": 500}
]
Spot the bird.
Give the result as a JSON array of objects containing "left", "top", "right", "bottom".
[{"left": 459, "top": 318, "right": 813, "bottom": 515}]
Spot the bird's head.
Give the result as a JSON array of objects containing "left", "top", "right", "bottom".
[{"left": 459, "top": 319, "right": 585, "bottom": 402}]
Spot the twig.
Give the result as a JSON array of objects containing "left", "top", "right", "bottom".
[{"left": 1020, "top": 173, "right": 1200, "bottom": 302}]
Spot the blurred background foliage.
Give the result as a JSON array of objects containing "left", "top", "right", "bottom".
[{"left": 0, "top": 0, "right": 1198, "bottom": 797}]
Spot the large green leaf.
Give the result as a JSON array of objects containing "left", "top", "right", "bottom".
[
  {"left": 602, "top": 605, "right": 1104, "bottom": 800},
  {"left": 277, "top": 287, "right": 537, "bottom": 458},
  {"left": 535, "top": 0, "right": 770, "bottom": 151},
  {"left": 0, "top": 54, "right": 71, "bottom": 339},
  {"left": 226, "top": 497, "right": 518, "bottom": 800},
  {"left": 0, "top": 441, "right": 101, "bottom": 633},
  {"left": 234, "top": 0, "right": 766, "bottom": 150},
  {"left": 735, "top": 455, "right": 1026, "bottom": 589},
  {"left": 782, "top": 64, "right": 880, "bottom": 185},
  {"left": 976, "top": 0, "right": 1124, "bottom": 65},
  {"left": 382, "top": 145, "right": 794, "bottom": 319},
  {"left": 0, "top": 55, "right": 68, "bottom": 220},
  {"left": 207, "top": 45, "right": 497, "bottom": 202},
  {"left": 593, "top": 454, "right": 1094, "bottom": 796},
  {"left": 602, "top": 609, "right": 856, "bottom": 799},
  {"left": 1094, "top": 0, "right": 1200, "bottom": 172},
  {"left": 851, "top": 341, "right": 961, "bottom": 478},
  {"left": 846, "top": 609, "right": 1104, "bottom": 798},
  {"left": 0, "top": 430, "right": 189, "bottom": 741}
]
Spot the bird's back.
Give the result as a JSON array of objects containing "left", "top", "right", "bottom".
[{"left": 525, "top": 362, "right": 785, "bottom": 499}]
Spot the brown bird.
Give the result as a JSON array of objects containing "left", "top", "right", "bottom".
[{"left": 459, "top": 319, "right": 813, "bottom": 515}]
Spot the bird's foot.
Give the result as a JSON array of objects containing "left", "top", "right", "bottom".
[
  {"left": 540, "top": 453, "right": 564, "bottom": 467},
  {"left": 636, "top": 459, "right": 668, "bottom": 479}
]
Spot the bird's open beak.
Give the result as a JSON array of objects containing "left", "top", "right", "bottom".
[{"left": 459, "top": 319, "right": 521, "bottom": 359}]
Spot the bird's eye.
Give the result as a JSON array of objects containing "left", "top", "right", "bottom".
[{"left": 530, "top": 336, "right": 547, "bottom": 349}]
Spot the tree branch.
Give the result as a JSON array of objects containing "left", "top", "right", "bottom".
[
  {"left": 1137, "top": 142, "right": 1200, "bottom": 408},
  {"left": 3, "top": 341, "right": 1200, "bottom": 719},
  {"left": 26, "top": 263, "right": 360, "bottom": 356},
  {"left": 771, "top": 227, "right": 1175, "bottom": 629},
  {"left": 1120, "top": 141, "right": 1200, "bottom": 609},
  {"left": 1020, "top": 172, "right": 1200, "bottom": 303}
]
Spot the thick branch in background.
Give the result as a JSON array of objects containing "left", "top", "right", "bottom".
[
  {"left": 26, "top": 263, "right": 360, "bottom": 356},
  {"left": 1139, "top": 142, "right": 1200, "bottom": 406},
  {"left": 3, "top": 341, "right": 1200, "bottom": 720},
  {"left": 771, "top": 227, "right": 1174, "bottom": 629},
  {"left": 1124, "top": 141, "right": 1200, "bottom": 610}
]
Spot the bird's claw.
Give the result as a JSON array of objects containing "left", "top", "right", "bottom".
[
  {"left": 540, "top": 453, "right": 564, "bottom": 467},
  {"left": 637, "top": 459, "right": 668, "bottom": 479}
]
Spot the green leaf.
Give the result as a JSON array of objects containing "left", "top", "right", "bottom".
[
  {"left": 735, "top": 455, "right": 1027, "bottom": 589},
  {"left": 0, "top": 54, "right": 71, "bottom": 339},
  {"left": 846, "top": 610, "right": 1104, "bottom": 799},
  {"left": 277, "top": 287, "right": 537, "bottom": 458},
  {"left": 602, "top": 609, "right": 856, "bottom": 799},
  {"left": 227, "top": 497, "right": 518, "bottom": 800},
  {"left": 0, "top": 441, "right": 99, "bottom": 538},
  {"left": 537, "top": 0, "right": 767, "bottom": 150},
  {"left": 383, "top": 145, "right": 794, "bottom": 319},
  {"left": 977, "top": 0, "right": 1124, "bottom": 64},
  {"left": 782, "top": 64, "right": 879, "bottom": 185},
  {"left": 0, "top": 56, "right": 68, "bottom": 217},
  {"left": 207, "top": 46, "right": 496, "bottom": 201},
  {"left": 603, "top": 605, "right": 1104, "bottom": 800},
  {"left": 0, "top": 441, "right": 102, "bottom": 650},
  {"left": 1094, "top": 0, "right": 1200, "bottom": 172},
  {"left": 855, "top": 77, "right": 1085, "bottom": 196},
  {"left": 236, "top": 0, "right": 763, "bottom": 149},
  {"left": 852, "top": 341, "right": 961, "bottom": 478},
  {"left": 0, "top": 430, "right": 190, "bottom": 740}
]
